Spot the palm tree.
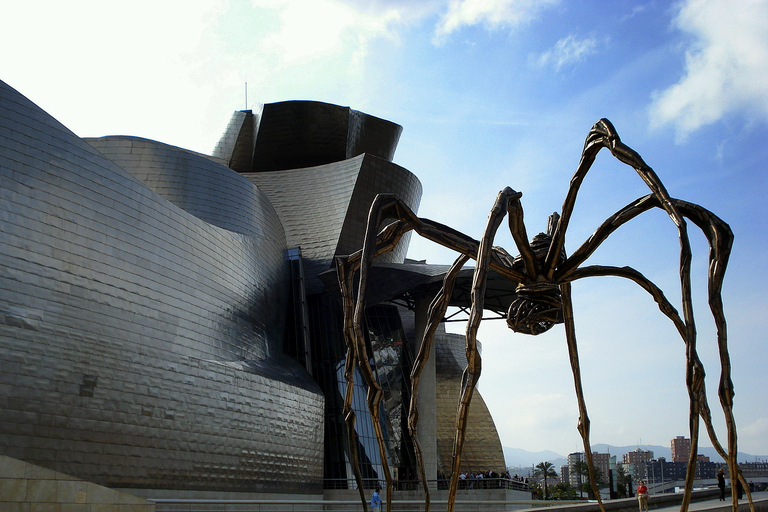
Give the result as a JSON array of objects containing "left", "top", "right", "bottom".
[
  {"left": 533, "top": 461, "right": 558, "bottom": 500},
  {"left": 616, "top": 466, "right": 633, "bottom": 498},
  {"left": 572, "top": 460, "right": 590, "bottom": 499}
]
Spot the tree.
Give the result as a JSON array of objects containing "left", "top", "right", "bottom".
[
  {"left": 572, "top": 461, "right": 590, "bottom": 499},
  {"left": 533, "top": 461, "right": 558, "bottom": 500},
  {"left": 616, "top": 466, "right": 633, "bottom": 498},
  {"left": 580, "top": 466, "right": 604, "bottom": 500},
  {"left": 551, "top": 482, "right": 578, "bottom": 500},
  {"left": 590, "top": 466, "right": 605, "bottom": 492}
]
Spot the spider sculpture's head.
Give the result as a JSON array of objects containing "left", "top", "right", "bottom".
[{"left": 506, "top": 229, "right": 565, "bottom": 335}]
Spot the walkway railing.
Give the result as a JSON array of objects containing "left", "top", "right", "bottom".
[
  {"left": 150, "top": 498, "right": 559, "bottom": 512},
  {"left": 323, "top": 477, "right": 530, "bottom": 492}
]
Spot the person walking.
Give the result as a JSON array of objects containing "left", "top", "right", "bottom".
[
  {"left": 717, "top": 468, "right": 726, "bottom": 501},
  {"left": 637, "top": 480, "right": 649, "bottom": 512},
  {"left": 371, "top": 487, "right": 382, "bottom": 512}
]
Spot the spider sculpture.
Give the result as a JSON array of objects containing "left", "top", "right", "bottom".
[{"left": 335, "top": 119, "right": 751, "bottom": 512}]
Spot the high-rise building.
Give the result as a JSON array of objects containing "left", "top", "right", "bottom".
[
  {"left": 567, "top": 451, "right": 610, "bottom": 489},
  {"left": 622, "top": 448, "right": 654, "bottom": 482},
  {"left": 671, "top": 436, "right": 692, "bottom": 463},
  {"left": 623, "top": 448, "right": 654, "bottom": 465}
]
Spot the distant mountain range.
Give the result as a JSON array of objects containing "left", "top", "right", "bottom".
[{"left": 504, "top": 444, "right": 767, "bottom": 470}]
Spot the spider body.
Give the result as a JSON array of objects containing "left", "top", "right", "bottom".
[
  {"left": 507, "top": 223, "right": 566, "bottom": 334},
  {"left": 507, "top": 279, "right": 563, "bottom": 334},
  {"left": 336, "top": 119, "right": 749, "bottom": 512}
]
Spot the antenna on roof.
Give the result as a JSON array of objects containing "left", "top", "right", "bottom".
[{"left": 245, "top": 82, "right": 248, "bottom": 110}]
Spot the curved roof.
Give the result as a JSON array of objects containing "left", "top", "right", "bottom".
[
  {"left": 320, "top": 259, "right": 520, "bottom": 320},
  {"left": 213, "top": 100, "right": 403, "bottom": 173}
]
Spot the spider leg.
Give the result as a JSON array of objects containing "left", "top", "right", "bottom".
[
  {"left": 505, "top": 188, "right": 540, "bottom": 279},
  {"left": 558, "top": 195, "right": 744, "bottom": 512},
  {"left": 339, "top": 193, "right": 520, "bottom": 512},
  {"left": 447, "top": 188, "right": 520, "bottom": 512},
  {"left": 565, "top": 263, "right": 700, "bottom": 509},
  {"left": 349, "top": 194, "right": 424, "bottom": 512},
  {"left": 673, "top": 202, "right": 748, "bottom": 512},
  {"left": 560, "top": 282, "right": 606, "bottom": 512},
  {"left": 334, "top": 255, "right": 369, "bottom": 507},
  {"left": 546, "top": 122, "right": 698, "bottom": 510},
  {"left": 545, "top": 119, "right": 689, "bottom": 281},
  {"left": 343, "top": 193, "right": 527, "bottom": 284},
  {"left": 408, "top": 253, "right": 469, "bottom": 512}
]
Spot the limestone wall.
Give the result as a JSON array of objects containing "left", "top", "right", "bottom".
[{"left": 0, "top": 455, "right": 155, "bottom": 511}]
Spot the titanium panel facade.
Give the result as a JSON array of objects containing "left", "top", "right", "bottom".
[
  {"left": 250, "top": 101, "right": 402, "bottom": 172},
  {"left": 211, "top": 109, "right": 258, "bottom": 173},
  {"left": 435, "top": 331, "right": 506, "bottom": 477},
  {"left": 0, "top": 81, "right": 506, "bottom": 497},
  {"left": 0, "top": 80, "right": 323, "bottom": 493},
  {"left": 85, "top": 135, "right": 281, "bottom": 241},
  {"left": 244, "top": 153, "right": 422, "bottom": 294}
]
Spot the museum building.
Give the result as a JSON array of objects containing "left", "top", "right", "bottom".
[{"left": 0, "top": 79, "right": 505, "bottom": 500}]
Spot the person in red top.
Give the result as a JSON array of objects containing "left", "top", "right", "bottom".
[{"left": 637, "top": 480, "right": 649, "bottom": 512}]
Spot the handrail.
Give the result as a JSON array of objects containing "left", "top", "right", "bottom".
[{"left": 322, "top": 476, "right": 530, "bottom": 491}]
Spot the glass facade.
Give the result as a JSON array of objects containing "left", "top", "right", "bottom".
[{"left": 309, "top": 294, "right": 417, "bottom": 489}]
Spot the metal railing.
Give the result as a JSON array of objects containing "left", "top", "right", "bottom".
[
  {"left": 150, "top": 498, "right": 557, "bottom": 512},
  {"left": 323, "top": 477, "right": 530, "bottom": 492}
]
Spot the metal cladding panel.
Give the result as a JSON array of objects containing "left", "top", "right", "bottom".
[
  {"left": 336, "top": 153, "right": 422, "bottom": 259},
  {"left": 250, "top": 101, "right": 402, "bottom": 172},
  {"left": 86, "top": 135, "right": 281, "bottom": 240},
  {"left": 347, "top": 108, "right": 402, "bottom": 162},
  {"left": 211, "top": 109, "right": 259, "bottom": 173},
  {"left": 252, "top": 101, "right": 350, "bottom": 172},
  {"left": 0, "top": 80, "right": 324, "bottom": 493},
  {"left": 435, "top": 331, "right": 506, "bottom": 476},
  {"left": 244, "top": 156, "right": 362, "bottom": 294},
  {"left": 244, "top": 153, "right": 422, "bottom": 294}
]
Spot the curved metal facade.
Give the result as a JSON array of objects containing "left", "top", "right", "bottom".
[
  {"left": 249, "top": 101, "right": 402, "bottom": 172},
  {"left": 245, "top": 153, "right": 422, "bottom": 294},
  {"left": 435, "top": 331, "right": 506, "bottom": 477},
  {"left": 0, "top": 80, "right": 323, "bottom": 493},
  {"left": 85, "top": 136, "right": 281, "bottom": 242},
  {"left": 0, "top": 81, "right": 506, "bottom": 497}
]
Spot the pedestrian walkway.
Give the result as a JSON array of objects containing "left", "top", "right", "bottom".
[{"left": 651, "top": 492, "right": 768, "bottom": 512}]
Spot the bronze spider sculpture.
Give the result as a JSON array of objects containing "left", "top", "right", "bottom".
[{"left": 335, "top": 119, "right": 751, "bottom": 512}]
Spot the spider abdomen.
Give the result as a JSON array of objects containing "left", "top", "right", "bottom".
[{"left": 507, "top": 281, "right": 564, "bottom": 335}]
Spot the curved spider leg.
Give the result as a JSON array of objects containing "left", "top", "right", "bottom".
[
  {"left": 673, "top": 202, "right": 749, "bottom": 512},
  {"left": 565, "top": 267, "right": 734, "bottom": 511},
  {"left": 505, "top": 188, "right": 539, "bottom": 278},
  {"left": 557, "top": 195, "right": 743, "bottom": 511},
  {"left": 408, "top": 253, "right": 470, "bottom": 512},
  {"left": 447, "top": 188, "right": 521, "bottom": 512},
  {"left": 546, "top": 119, "right": 692, "bottom": 285},
  {"left": 335, "top": 255, "right": 369, "bottom": 507},
  {"left": 350, "top": 194, "right": 425, "bottom": 512},
  {"left": 546, "top": 122, "right": 705, "bottom": 508},
  {"left": 342, "top": 193, "right": 514, "bottom": 512},
  {"left": 560, "top": 282, "right": 606, "bottom": 512},
  {"left": 344, "top": 193, "right": 525, "bottom": 284}
]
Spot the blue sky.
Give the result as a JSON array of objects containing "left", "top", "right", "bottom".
[{"left": 3, "top": 0, "right": 767, "bottom": 459}]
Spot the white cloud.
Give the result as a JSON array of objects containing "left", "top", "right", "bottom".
[
  {"left": 255, "top": 0, "right": 403, "bottom": 66},
  {"left": 534, "top": 34, "right": 600, "bottom": 72},
  {"left": 619, "top": 2, "right": 653, "bottom": 22},
  {"left": 433, "top": 0, "right": 560, "bottom": 44},
  {"left": 650, "top": 0, "right": 768, "bottom": 138}
]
